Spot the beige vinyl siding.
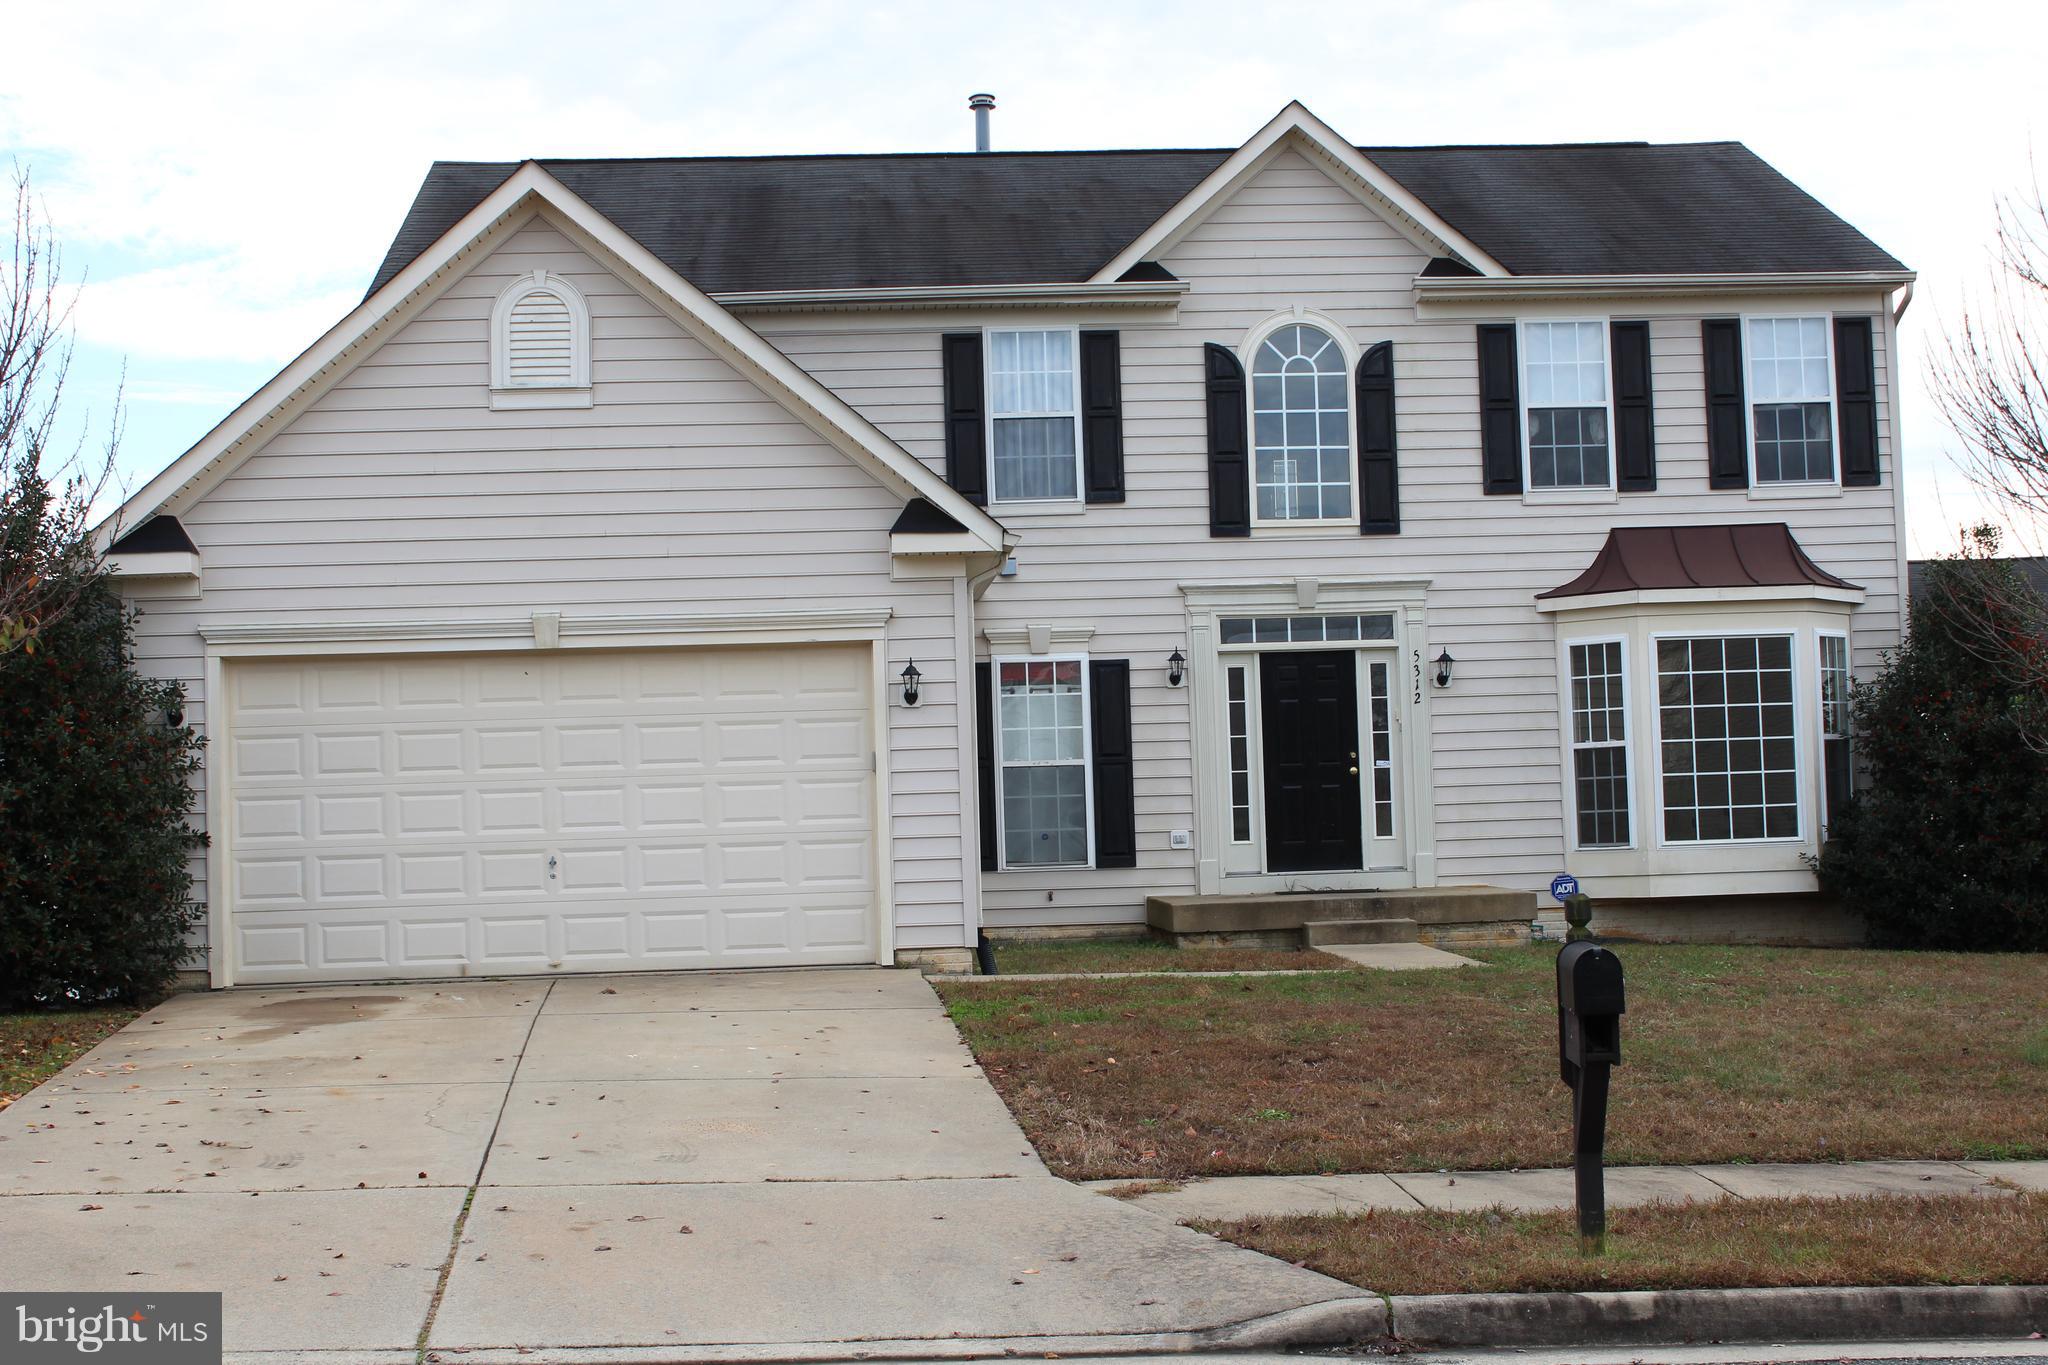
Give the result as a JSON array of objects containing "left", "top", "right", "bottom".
[
  {"left": 759, "top": 148, "right": 1905, "bottom": 928},
  {"left": 123, "top": 217, "right": 970, "bottom": 959}
]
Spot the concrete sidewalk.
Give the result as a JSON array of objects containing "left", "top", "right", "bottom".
[{"left": 1087, "top": 1157, "right": 2048, "bottom": 1220}]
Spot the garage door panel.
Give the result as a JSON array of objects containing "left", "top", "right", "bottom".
[{"left": 226, "top": 645, "right": 878, "bottom": 983}]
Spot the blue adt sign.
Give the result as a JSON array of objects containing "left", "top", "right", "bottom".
[{"left": 1550, "top": 874, "right": 1580, "bottom": 903}]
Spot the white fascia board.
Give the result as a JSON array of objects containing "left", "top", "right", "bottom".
[
  {"left": 1535, "top": 584, "right": 1866, "bottom": 614},
  {"left": 717, "top": 281, "right": 1187, "bottom": 314},
  {"left": 890, "top": 531, "right": 995, "bottom": 556},
  {"left": 1416, "top": 270, "right": 1918, "bottom": 306},
  {"left": 93, "top": 170, "right": 550, "bottom": 551},
  {"left": 106, "top": 550, "right": 201, "bottom": 579},
  {"left": 520, "top": 173, "right": 1005, "bottom": 554},
  {"left": 1090, "top": 101, "right": 1510, "bottom": 284}
]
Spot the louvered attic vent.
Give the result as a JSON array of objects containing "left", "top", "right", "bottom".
[{"left": 489, "top": 269, "right": 592, "bottom": 410}]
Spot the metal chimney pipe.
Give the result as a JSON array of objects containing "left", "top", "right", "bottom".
[{"left": 968, "top": 93, "right": 996, "bottom": 152}]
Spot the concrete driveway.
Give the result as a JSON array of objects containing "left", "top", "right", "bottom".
[{"left": 0, "top": 969, "right": 1373, "bottom": 1362}]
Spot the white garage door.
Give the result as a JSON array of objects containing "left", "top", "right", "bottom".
[{"left": 223, "top": 645, "right": 877, "bottom": 983}]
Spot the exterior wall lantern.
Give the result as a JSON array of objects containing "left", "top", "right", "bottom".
[
  {"left": 1167, "top": 649, "right": 1186, "bottom": 688},
  {"left": 1433, "top": 649, "right": 1456, "bottom": 689},
  {"left": 899, "top": 660, "right": 922, "bottom": 707}
]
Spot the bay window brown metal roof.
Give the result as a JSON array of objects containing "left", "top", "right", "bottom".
[{"left": 1538, "top": 523, "right": 1860, "bottom": 599}]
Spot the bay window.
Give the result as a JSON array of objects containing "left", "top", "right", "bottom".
[
  {"left": 1568, "top": 640, "right": 1632, "bottom": 847},
  {"left": 1818, "top": 632, "right": 1852, "bottom": 833},
  {"left": 1657, "top": 634, "right": 1799, "bottom": 842}
]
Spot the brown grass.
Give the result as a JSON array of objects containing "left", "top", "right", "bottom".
[
  {"left": 989, "top": 937, "right": 1348, "bottom": 976},
  {"left": 0, "top": 1007, "right": 141, "bottom": 1110},
  {"left": 1197, "top": 1192, "right": 2048, "bottom": 1296},
  {"left": 937, "top": 944, "right": 2048, "bottom": 1180}
]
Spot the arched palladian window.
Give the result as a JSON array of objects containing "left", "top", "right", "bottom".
[
  {"left": 1250, "top": 323, "right": 1352, "bottom": 521},
  {"left": 489, "top": 270, "right": 592, "bottom": 409}
]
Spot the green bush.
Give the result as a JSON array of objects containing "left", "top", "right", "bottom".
[
  {"left": 0, "top": 466, "right": 204, "bottom": 1006},
  {"left": 1815, "top": 548, "right": 2048, "bottom": 951}
]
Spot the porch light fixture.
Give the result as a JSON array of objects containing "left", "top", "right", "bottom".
[
  {"left": 899, "top": 660, "right": 922, "bottom": 707},
  {"left": 1433, "top": 649, "right": 1456, "bottom": 689},
  {"left": 1167, "top": 649, "right": 1186, "bottom": 688}
]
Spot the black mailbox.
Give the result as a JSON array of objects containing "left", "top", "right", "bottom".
[
  {"left": 1557, "top": 942, "right": 1625, "bottom": 1081},
  {"left": 1555, "top": 939, "right": 1626, "bottom": 1252}
]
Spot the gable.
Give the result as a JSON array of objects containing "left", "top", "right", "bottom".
[{"left": 1163, "top": 148, "right": 1432, "bottom": 278}]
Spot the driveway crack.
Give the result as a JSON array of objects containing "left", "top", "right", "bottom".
[{"left": 414, "top": 978, "right": 554, "bottom": 1364}]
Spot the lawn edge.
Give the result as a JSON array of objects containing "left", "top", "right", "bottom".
[{"left": 1386, "top": 1283, "right": 2048, "bottom": 1348}]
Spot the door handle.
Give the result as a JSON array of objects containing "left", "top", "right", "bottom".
[{"left": 1348, "top": 766, "right": 1360, "bottom": 776}]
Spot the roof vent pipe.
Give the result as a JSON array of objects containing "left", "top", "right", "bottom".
[{"left": 968, "top": 93, "right": 996, "bottom": 152}]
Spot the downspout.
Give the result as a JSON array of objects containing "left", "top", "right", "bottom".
[{"left": 1892, "top": 280, "right": 1915, "bottom": 323}]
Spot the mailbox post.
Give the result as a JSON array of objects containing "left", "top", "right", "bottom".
[{"left": 1556, "top": 941, "right": 1625, "bottom": 1253}]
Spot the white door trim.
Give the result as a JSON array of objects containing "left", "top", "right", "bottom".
[
  {"left": 1181, "top": 578, "right": 1437, "bottom": 895},
  {"left": 200, "top": 608, "right": 895, "bottom": 987}
]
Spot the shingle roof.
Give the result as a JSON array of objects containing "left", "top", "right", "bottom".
[
  {"left": 366, "top": 141, "right": 1905, "bottom": 297},
  {"left": 1539, "top": 524, "right": 1861, "bottom": 599}
]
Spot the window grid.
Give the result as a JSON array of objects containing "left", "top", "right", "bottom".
[
  {"left": 1819, "top": 633, "right": 1852, "bottom": 834},
  {"left": 1227, "top": 666, "right": 1253, "bottom": 843},
  {"left": 1748, "top": 316, "right": 1835, "bottom": 483},
  {"left": 1524, "top": 320, "right": 1611, "bottom": 489},
  {"left": 1219, "top": 613, "right": 1396, "bottom": 646},
  {"left": 988, "top": 329, "right": 1079, "bottom": 502},
  {"left": 1251, "top": 324, "right": 1352, "bottom": 521},
  {"left": 1368, "top": 660, "right": 1394, "bottom": 839},
  {"left": 1568, "top": 640, "right": 1631, "bottom": 847},
  {"left": 1657, "top": 635, "right": 1798, "bottom": 843},
  {"left": 996, "top": 657, "right": 1091, "bottom": 867}
]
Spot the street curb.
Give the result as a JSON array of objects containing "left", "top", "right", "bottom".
[{"left": 1388, "top": 1284, "right": 2048, "bottom": 1348}]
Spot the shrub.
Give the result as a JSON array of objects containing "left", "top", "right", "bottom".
[
  {"left": 0, "top": 462, "right": 204, "bottom": 1006},
  {"left": 1815, "top": 546, "right": 2048, "bottom": 951}
]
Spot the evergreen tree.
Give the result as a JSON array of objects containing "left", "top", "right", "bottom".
[
  {"left": 1, "top": 456, "right": 204, "bottom": 1005},
  {"left": 1815, "top": 544, "right": 2048, "bottom": 951}
]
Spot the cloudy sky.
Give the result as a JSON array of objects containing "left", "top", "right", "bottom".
[{"left": 5, "top": 0, "right": 2038, "bottom": 554}]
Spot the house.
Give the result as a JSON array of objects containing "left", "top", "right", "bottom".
[{"left": 101, "top": 102, "right": 1912, "bottom": 985}]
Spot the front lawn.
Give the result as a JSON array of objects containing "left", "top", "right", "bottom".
[
  {"left": 988, "top": 937, "right": 1351, "bottom": 976},
  {"left": 937, "top": 945, "right": 2048, "bottom": 1180},
  {"left": 1198, "top": 1192, "right": 2048, "bottom": 1296},
  {"left": 0, "top": 1008, "right": 142, "bottom": 1110}
]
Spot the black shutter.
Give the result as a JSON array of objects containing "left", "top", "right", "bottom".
[
  {"left": 1089, "top": 659, "right": 1136, "bottom": 868},
  {"left": 1204, "top": 343, "right": 1250, "bottom": 536},
  {"left": 1355, "top": 341, "right": 1400, "bottom": 534},
  {"left": 1080, "top": 330, "right": 1125, "bottom": 503},
  {"left": 1477, "top": 323, "right": 1522, "bottom": 494},
  {"left": 1703, "top": 318, "right": 1749, "bottom": 489},
  {"left": 942, "top": 333, "right": 988, "bottom": 505},
  {"left": 1611, "top": 320, "right": 1657, "bottom": 492},
  {"left": 1835, "top": 316, "right": 1880, "bottom": 486},
  {"left": 974, "top": 661, "right": 997, "bottom": 873}
]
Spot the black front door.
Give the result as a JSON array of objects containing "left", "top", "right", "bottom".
[{"left": 1259, "top": 650, "right": 1363, "bottom": 872}]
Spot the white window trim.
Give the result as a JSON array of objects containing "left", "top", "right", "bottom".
[
  {"left": 1816, "top": 629, "right": 1851, "bottom": 833},
  {"left": 490, "top": 270, "right": 592, "bottom": 409},
  {"left": 1562, "top": 634, "right": 1637, "bottom": 853},
  {"left": 1224, "top": 660, "right": 1260, "bottom": 848},
  {"left": 1519, "top": 316, "right": 1616, "bottom": 497},
  {"left": 982, "top": 326, "right": 1085, "bottom": 507},
  {"left": 1240, "top": 312, "right": 1362, "bottom": 530},
  {"left": 991, "top": 652, "right": 1097, "bottom": 871},
  {"left": 1647, "top": 628, "right": 1805, "bottom": 848},
  {"left": 1741, "top": 312, "right": 1842, "bottom": 491}
]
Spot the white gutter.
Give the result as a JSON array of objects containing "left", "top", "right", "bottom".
[
  {"left": 713, "top": 280, "right": 1188, "bottom": 314},
  {"left": 1415, "top": 269, "right": 1917, "bottom": 304},
  {"left": 1892, "top": 280, "right": 1915, "bottom": 323}
]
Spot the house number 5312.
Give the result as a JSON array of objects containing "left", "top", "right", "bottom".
[{"left": 1412, "top": 649, "right": 1422, "bottom": 705}]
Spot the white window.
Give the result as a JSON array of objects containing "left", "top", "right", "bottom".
[
  {"left": 490, "top": 271, "right": 592, "bottom": 409},
  {"left": 1568, "top": 639, "right": 1632, "bottom": 847},
  {"left": 1657, "top": 635, "right": 1799, "bottom": 843},
  {"left": 1747, "top": 317, "right": 1835, "bottom": 483},
  {"left": 987, "top": 329, "right": 1081, "bottom": 502},
  {"left": 1251, "top": 323, "right": 1353, "bottom": 521},
  {"left": 995, "top": 656, "right": 1093, "bottom": 867},
  {"left": 1818, "top": 632, "right": 1852, "bottom": 834},
  {"left": 1226, "top": 664, "right": 1254, "bottom": 843},
  {"left": 1522, "top": 320, "right": 1611, "bottom": 489}
]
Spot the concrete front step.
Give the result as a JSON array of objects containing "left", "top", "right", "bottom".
[
  {"left": 1303, "top": 917, "right": 1418, "bottom": 946},
  {"left": 1148, "top": 885, "right": 1537, "bottom": 939}
]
